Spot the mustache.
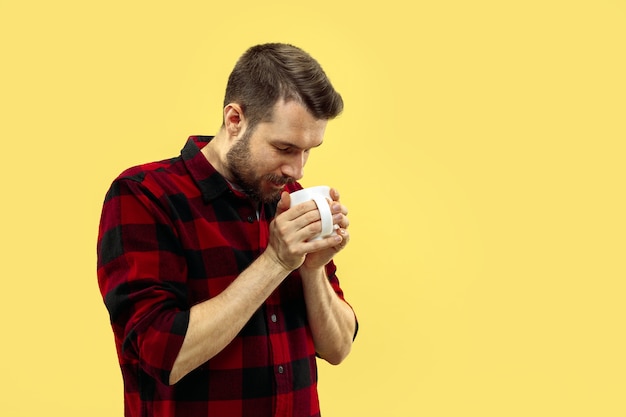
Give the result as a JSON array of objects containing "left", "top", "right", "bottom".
[{"left": 265, "top": 174, "right": 295, "bottom": 186}]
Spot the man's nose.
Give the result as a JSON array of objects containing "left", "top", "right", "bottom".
[{"left": 281, "top": 152, "right": 305, "bottom": 180}]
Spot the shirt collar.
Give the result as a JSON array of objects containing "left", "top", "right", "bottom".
[{"left": 181, "top": 136, "right": 232, "bottom": 203}]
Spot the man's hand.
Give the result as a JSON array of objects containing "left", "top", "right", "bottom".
[
  {"left": 301, "top": 188, "right": 350, "bottom": 270},
  {"left": 266, "top": 188, "right": 349, "bottom": 272}
]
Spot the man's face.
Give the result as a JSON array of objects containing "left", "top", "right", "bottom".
[{"left": 226, "top": 99, "right": 327, "bottom": 204}]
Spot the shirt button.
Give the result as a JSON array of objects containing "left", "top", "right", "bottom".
[
  {"left": 278, "top": 366, "right": 284, "bottom": 374},
  {"left": 247, "top": 215, "right": 255, "bottom": 223},
  {"left": 271, "top": 314, "right": 277, "bottom": 323}
]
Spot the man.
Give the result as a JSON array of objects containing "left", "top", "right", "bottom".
[{"left": 97, "top": 43, "right": 357, "bottom": 417}]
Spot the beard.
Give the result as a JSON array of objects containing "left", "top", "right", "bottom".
[{"left": 226, "top": 131, "right": 294, "bottom": 204}]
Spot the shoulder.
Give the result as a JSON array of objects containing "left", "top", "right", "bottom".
[
  {"left": 104, "top": 156, "right": 189, "bottom": 205},
  {"left": 115, "top": 157, "right": 181, "bottom": 184}
]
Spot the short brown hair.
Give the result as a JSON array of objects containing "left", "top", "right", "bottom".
[{"left": 223, "top": 43, "right": 344, "bottom": 128}]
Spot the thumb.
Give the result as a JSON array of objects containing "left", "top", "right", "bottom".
[{"left": 275, "top": 191, "right": 291, "bottom": 216}]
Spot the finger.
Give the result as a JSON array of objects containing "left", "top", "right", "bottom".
[
  {"left": 275, "top": 191, "right": 291, "bottom": 217},
  {"left": 281, "top": 201, "right": 328, "bottom": 242},
  {"left": 330, "top": 187, "right": 340, "bottom": 202},
  {"left": 334, "top": 228, "right": 350, "bottom": 251},
  {"left": 297, "top": 210, "right": 328, "bottom": 238},
  {"left": 305, "top": 231, "right": 343, "bottom": 251},
  {"left": 289, "top": 200, "right": 322, "bottom": 223},
  {"left": 330, "top": 200, "right": 349, "bottom": 219},
  {"left": 333, "top": 212, "right": 350, "bottom": 229}
]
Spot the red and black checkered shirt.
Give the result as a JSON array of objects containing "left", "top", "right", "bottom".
[{"left": 97, "top": 136, "right": 354, "bottom": 417}]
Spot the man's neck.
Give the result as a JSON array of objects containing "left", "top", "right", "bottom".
[{"left": 201, "top": 130, "right": 235, "bottom": 183}]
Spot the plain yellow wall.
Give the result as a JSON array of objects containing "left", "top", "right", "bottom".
[{"left": 1, "top": 1, "right": 625, "bottom": 416}]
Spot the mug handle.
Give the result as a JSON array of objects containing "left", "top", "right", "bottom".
[{"left": 311, "top": 195, "right": 334, "bottom": 239}]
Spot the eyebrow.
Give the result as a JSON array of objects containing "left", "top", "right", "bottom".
[{"left": 273, "top": 140, "right": 324, "bottom": 150}]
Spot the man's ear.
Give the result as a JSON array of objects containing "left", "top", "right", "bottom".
[{"left": 223, "top": 103, "right": 246, "bottom": 138}]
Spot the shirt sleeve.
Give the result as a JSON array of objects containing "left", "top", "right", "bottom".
[{"left": 97, "top": 176, "right": 190, "bottom": 385}]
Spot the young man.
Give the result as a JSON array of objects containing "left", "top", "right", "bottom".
[{"left": 97, "top": 43, "right": 357, "bottom": 417}]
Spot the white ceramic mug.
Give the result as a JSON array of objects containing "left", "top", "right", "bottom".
[{"left": 289, "top": 185, "right": 335, "bottom": 240}]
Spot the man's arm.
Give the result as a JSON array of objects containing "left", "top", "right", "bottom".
[
  {"left": 169, "top": 252, "right": 288, "bottom": 384},
  {"left": 170, "top": 192, "right": 349, "bottom": 384},
  {"left": 279, "top": 188, "right": 356, "bottom": 364},
  {"left": 300, "top": 264, "right": 356, "bottom": 364}
]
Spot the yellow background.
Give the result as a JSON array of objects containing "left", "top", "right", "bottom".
[{"left": 1, "top": 1, "right": 624, "bottom": 416}]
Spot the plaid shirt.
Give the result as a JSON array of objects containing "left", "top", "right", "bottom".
[{"left": 97, "top": 136, "right": 353, "bottom": 417}]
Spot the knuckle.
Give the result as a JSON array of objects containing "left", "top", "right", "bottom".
[
  {"left": 294, "top": 202, "right": 312, "bottom": 215},
  {"left": 306, "top": 210, "right": 320, "bottom": 223}
]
